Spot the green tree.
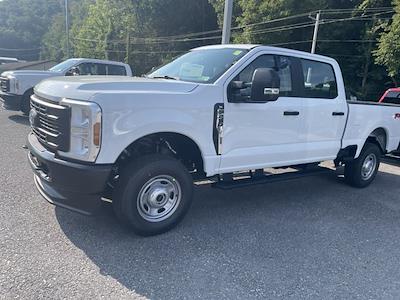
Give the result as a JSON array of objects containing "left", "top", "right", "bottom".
[
  {"left": 71, "top": 0, "right": 218, "bottom": 75},
  {"left": 41, "top": 0, "right": 94, "bottom": 61},
  {"left": 72, "top": 0, "right": 133, "bottom": 61},
  {"left": 0, "top": 0, "right": 62, "bottom": 60},
  {"left": 375, "top": 0, "right": 400, "bottom": 84}
]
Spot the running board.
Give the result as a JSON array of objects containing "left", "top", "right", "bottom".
[{"left": 212, "top": 166, "right": 332, "bottom": 190}]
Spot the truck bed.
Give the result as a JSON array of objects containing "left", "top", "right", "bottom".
[{"left": 342, "top": 100, "right": 400, "bottom": 155}]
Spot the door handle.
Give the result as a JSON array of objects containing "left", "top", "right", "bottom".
[
  {"left": 283, "top": 111, "right": 300, "bottom": 116},
  {"left": 332, "top": 112, "right": 345, "bottom": 116}
]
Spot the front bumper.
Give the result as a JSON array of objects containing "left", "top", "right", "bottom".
[
  {"left": 0, "top": 92, "right": 22, "bottom": 111},
  {"left": 27, "top": 132, "right": 113, "bottom": 215}
]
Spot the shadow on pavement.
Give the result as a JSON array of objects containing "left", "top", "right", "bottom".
[
  {"left": 8, "top": 114, "right": 29, "bottom": 126},
  {"left": 55, "top": 170, "right": 400, "bottom": 299}
]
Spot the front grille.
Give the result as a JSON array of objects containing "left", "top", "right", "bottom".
[
  {"left": 30, "top": 95, "right": 71, "bottom": 152},
  {"left": 0, "top": 77, "right": 10, "bottom": 92}
]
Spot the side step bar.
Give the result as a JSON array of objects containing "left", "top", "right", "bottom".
[{"left": 212, "top": 166, "right": 333, "bottom": 190}]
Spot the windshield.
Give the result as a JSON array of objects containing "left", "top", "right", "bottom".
[
  {"left": 49, "top": 59, "right": 79, "bottom": 72},
  {"left": 147, "top": 48, "right": 248, "bottom": 83}
]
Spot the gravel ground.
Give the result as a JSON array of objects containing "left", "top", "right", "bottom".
[{"left": 1, "top": 107, "right": 400, "bottom": 300}]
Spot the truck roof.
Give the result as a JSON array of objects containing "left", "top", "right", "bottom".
[
  {"left": 193, "top": 44, "right": 337, "bottom": 64},
  {"left": 68, "top": 58, "right": 129, "bottom": 66}
]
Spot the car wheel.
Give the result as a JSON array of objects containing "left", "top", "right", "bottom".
[
  {"left": 344, "top": 143, "right": 381, "bottom": 188},
  {"left": 113, "top": 154, "right": 194, "bottom": 236},
  {"left": 21, "top": 91, "right": 33, "bottom": 115}
]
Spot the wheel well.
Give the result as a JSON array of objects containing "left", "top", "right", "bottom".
[
  {"left": 23, "top": 88, "right": 34, "bottom": 97},
  {"left": 114, "top": 132, "right": 205, "bottom": 176},
  {"left": 367, "top": 128, "right": 387, "bottom": 154}
]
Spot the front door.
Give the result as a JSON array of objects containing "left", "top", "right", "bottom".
[{"left": 219, "top": 54, "right": 307, "bottom": 173}]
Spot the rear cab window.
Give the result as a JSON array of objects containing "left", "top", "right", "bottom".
[
  {"left": 107, "top": 64, "right": 127, "bottom": 76},
  {"left": 300, "top": 59, "right": 338, "bottom": 99}
]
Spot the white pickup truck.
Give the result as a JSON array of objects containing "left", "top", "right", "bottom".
[
  {"left": 0, "top": 58, "right": 132, "bottom": 114},
  {"left": 27, "top": 44, "right": 400, "bottom": 236}
]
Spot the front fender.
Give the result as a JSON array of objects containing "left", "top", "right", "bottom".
[{"left": 93, "top": 92, "right": 220, "bottom": 175}]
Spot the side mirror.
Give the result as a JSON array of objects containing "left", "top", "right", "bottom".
[
  {"left": 250, "top": 68, "right": 280, "bottom": 102},
  {"left": 66, "top": 66, "right": 80, "bottom": 76}
]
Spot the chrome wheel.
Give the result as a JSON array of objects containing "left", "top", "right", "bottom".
[
  {"left": 137, "top": 175, "right": 181, "bottom": 222},
  {"left": 361, "top": 153, "right": 377, "bottom": 180}
]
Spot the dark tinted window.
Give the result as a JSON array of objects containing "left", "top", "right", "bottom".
[
  {"left": 95, "top": 63, "right": 107, "bottom": 75},
  {"left": 235, "top": 55, "right": 275, "bottom": 82},
  {"left": 301, "top": 59, "right": 338, "bottom": 99},
  {"left": 108, "top": 64, "right": 127, "bottom": 75},
  {"left": 383, "top": 91, "right": 400, "bottom": 104},
  {"left": 76, "top": 63, "right": 106, "bottom": 75}
]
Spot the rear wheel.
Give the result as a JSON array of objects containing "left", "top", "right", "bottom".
[
  {"left": 113, "top": 154, "right": 194, "bottom": 236},
  {"left": 344, "top": 143, "right": 381, "bottom": 188}
]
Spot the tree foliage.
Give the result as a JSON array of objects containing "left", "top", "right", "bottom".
[
  {"left": 0, "top": 0, "right": 62, "bottom": 60},
  {"left": 375, "top": 0, "right": 400, "bottom": 82}
]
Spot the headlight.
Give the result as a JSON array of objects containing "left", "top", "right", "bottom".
[
  {"left": 6, "top": 75, "right": 18, "bottom": 93},
  {"left": 14, "top": 78, "right": 19, "bottom": 93},
  {"left": 58, "top": 98, "right": 102, "bottom": 162}
]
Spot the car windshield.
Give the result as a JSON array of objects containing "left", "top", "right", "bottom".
[
  {"left": 49, "top": 59, "right": 79, "bottom": 72},
  {"left": 147, "top": 48, "right": 248, "bottom": 83}
]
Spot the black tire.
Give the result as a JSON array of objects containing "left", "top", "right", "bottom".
[
  {"left": 21, "top": 91, "right": 33, "bottom": 115},
  {"left": 113, "top": 154, "right": 194, "bottom": 236},
  {"left": 344, "top": 143, "right": 381, "bottom": 188}
]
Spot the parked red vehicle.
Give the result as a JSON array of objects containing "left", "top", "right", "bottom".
[{"left": 379, "top": 88, "right": 400, "bottom": 104}]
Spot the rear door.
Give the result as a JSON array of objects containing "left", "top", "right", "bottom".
[{"left": 298, "top": 58, "right": 348, "bottom": 160}]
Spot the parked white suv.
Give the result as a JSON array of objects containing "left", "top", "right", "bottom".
[
  {"left": 27, "top": 45, "right": 400, "bottom": 235},
  {"left": 0, "top": 58, "right": 132, "bottom": 114}
]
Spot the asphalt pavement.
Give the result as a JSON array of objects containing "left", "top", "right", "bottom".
[{"left": 1, "top": 107, "right": 400, "bottom": 299}]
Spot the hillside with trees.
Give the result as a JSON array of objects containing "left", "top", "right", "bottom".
[{"left": 0, "top": 0, "right": 399, "bottom": 99}]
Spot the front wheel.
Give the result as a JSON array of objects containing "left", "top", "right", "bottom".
[
  {"left": 113, "top": 154, "right": 194, "bottom": 236},
  {"left": 21, "top": 91, "right": 33, "bottom": 115},
  {"left": 344, "top": 143, "right": 381, "bottom": 188}
]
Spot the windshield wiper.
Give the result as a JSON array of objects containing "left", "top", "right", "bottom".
[{"left": 151, "top": 75, "right": 179, "bottom": 80}]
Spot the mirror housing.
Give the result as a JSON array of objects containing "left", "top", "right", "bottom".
[
  {"left": 250, "top": 68, "right": 280, "bottom": 102},
  {"left": 66, "top": 66, "right": 80, "bottom": 76}
]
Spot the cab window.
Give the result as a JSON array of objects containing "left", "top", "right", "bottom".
[
  {"left": 107, "top": 64, "right": 127, "bottom": 76},
  {"left": 229, "top": 54, "right": 294, "bottom": 102},
  {"left": 300, "top": 59, "right": 338, "bottom": 99},
  {"left": 76, "top": 63, "right": 107, "bottom": 75}
]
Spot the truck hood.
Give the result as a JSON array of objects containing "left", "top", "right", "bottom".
[{"left": 34, "top": 76, "right": 200, "bottom": 101}]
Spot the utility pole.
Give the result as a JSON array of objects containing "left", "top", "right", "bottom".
[
  {"left": 221, "top": 0, "right": 233, "bottom": 44},
  {"left": 65, "top": 0, "right": 70, "bottom": 58},
  {"left": 310, "top": 10, "right": 321, "bottom": 54},
  {"left": 125, "top": 29, "right": 131, "bottom": 65}
]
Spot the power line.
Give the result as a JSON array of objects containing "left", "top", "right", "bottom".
[
  {"left": 243, "top": 10, "right": 393, "bottom": 37},
  {"left": 73, "top": 7, "right": 394, "bottom": 44},
  {"left": 71, "top": 9, "right": 393, "bottom": 47},
  {"left": 321, "top": 7, "right": 394, "bottom": 13}
]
